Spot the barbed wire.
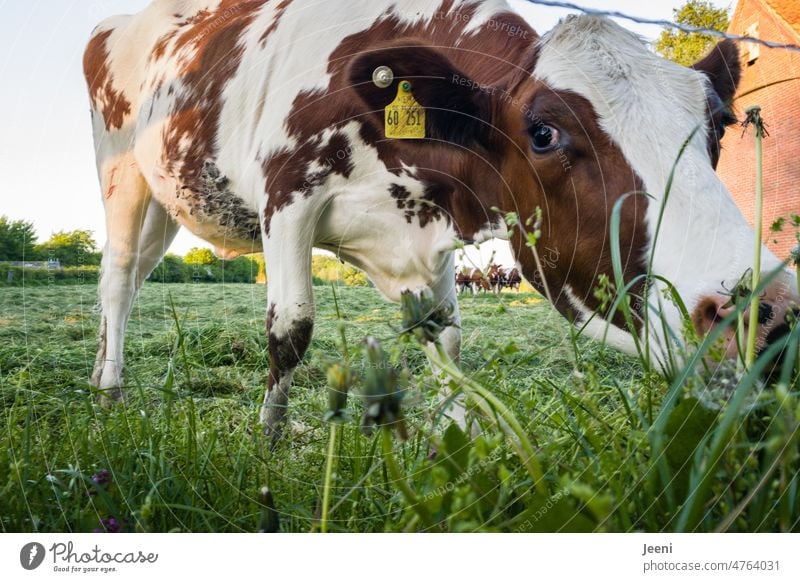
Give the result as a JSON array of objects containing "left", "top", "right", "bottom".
[{"left": 522, "top": 0, "right": 800, "bottom": 53}]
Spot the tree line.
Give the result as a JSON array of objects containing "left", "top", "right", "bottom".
[
  {"left": 0, "top": 216, "right": 101, "bottom": 266},
  {"left": 0, "top": 215, "right": 369, "bottom": 287}
]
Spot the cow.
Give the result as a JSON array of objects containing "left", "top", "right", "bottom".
[
  {"left": 455, "top": 267, "right": 473, "bottom": 295},
  {"left": 455, "top": 267, "right": 489, "bottom": 294},
  {"left": 84, "top": 0, "right": 798, "bottom": 445},
  {"left": 505, "top": 268, "right": 522, "bottom": 292},
  {"left": 469, "top": 268, "right": 491, "bottom": 294},
  {"left": 488, "top": 264, "right": 506, "bottom": 294}
]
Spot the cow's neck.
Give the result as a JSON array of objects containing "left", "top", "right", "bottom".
[
  {"left": 394, "top": 144, "right": 507, "bottom": 244},
  {"left": 450, "top": 149, "right": 509, "bottom": 243}
]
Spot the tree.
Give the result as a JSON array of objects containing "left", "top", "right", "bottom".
[
  {"left": 150, "top": 254, "right": 188, "bottom": 283},
  {"left": 0, "top": 216, "right": 39, "bottom": 261},
  {"left": 342, "top": 265, "right": 369, "bottom": 287},
  {"left": 35, "top": 230, "right": 100, "bottom": 266},
  {"left": 655, "top": 1, "right": 730, "bottom": 66},
  {"left": 252, "top": 254, "right": 267, "bottom": 284},
  {"left": 310, "top": 255, "right": 370, "bottom": 287},
  {"left": 184, "top": 247, "right": 217, "bottom": 266},
  {"left": 219, "top": 256, "right": 259, "bottom": 283}
]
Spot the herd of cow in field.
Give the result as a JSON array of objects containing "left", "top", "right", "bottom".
[{"left": 455, "top": 264, "right": 522, "bottom": 295}]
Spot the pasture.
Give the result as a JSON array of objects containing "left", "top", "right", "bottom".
[{"left": 1, "top": 282, "right": 798, "bottom": 532}]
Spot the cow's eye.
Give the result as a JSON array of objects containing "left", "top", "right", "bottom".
[{"left": 529, "top": 124, "right": 560, "bottom": 153}]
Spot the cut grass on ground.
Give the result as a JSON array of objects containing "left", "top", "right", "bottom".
[{"left": 1, "top": 283, "right": 798, "bottom": 532}]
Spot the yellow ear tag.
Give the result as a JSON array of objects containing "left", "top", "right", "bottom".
[{"left": 385, "top": 80, "right": 425, "bottom": 139}]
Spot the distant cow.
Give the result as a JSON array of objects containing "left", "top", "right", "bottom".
[
  {"left": 488, "top": 264, "right": 506, "bottom": 294},
  {"left": 470, "top": 269, "right": 491, "bottom": 294},
  {"left": 84, "top": 0, "right": 798, "bottom": 443},
  {"left": 455, "top": 268, "right": 473, "bottom": 295},
  {"left": 505, "top": 268, "right": 522, "bottom": 292},
  {"left": 455, "top": 267, "right": 489, "bottom": 294}
]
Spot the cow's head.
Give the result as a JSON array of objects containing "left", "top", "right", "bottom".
[{"left": 349, "top": 15, "right": 798, "bottom": 370}]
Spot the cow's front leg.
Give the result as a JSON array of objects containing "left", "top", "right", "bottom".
[
  {"left": 263, "top": 304, "right": 314, "bottom": 445},
  {"left": 422, "top": 256, "right": 469, "bottom": 430},
  {"left": 427, "top": 310, "right": 469, "bottom": 429},
  {"left": 260, "top": 219, "right": 315, "bottom": 446}
]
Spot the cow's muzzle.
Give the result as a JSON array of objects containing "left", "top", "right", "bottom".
[{"left": 692, "top": 274, "right": 799, "bottom": 374}]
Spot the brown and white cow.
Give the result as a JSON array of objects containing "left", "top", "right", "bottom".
[
  {"left": 505, "top": 267, "right": 522, "bottom": 292},
  {"left": 455, "top": 267, "right": 474, "bottom": 295},
  {"left": 84, "top": 0, "right": 798, "bottom": 443},
  {"left": 488, "top": 264, "right": 505, "bottom": 294}
]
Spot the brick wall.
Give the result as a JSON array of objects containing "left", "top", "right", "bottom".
[{"left": 717, "top": 0, "right": 800, "bottom": 260}]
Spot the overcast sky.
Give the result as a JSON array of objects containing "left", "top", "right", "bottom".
[{"left": 0, "top": 0, "right": 733, "bottom": 266}]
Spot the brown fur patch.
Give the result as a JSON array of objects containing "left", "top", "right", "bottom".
[
  {"left": 161, "top": 1, "right": 264, "bottom": 192},
  {"left": 262, "top": 130, "right": 355, "bottom": 236},
  {"left": 83, "top": 29, "right": 132, "bottom": 131},
  {"left": 388, "top": 183, "right": 445, "bottom": 228},
  {"left": 259, "top": 0, "right": 294, "bottom": 45},
  {"left": 692, "top": 40, "right": 742, "bottom": 168},
  {"left": 692, "top": 39, "right": 741, "bottom": 105},
  {"left": 266, "top": 302, "right": 314, "bottom": 389},
  {"left": 389, "top": 184, "right": 416, "bottom": 224}
]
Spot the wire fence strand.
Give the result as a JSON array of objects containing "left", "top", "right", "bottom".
[{"left": 522, "top": 0, "right": 800, "bottom": 53}]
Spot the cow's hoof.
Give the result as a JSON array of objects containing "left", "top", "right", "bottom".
[
  {"left": 263, "top": 422, "right": 286, "bottom": 451},
  {"left": 261, "top": 409, "right": 288, "bottom": 451},
  {"left": 90, "top": 368, "right": 103, "bottom": 389},
  {"left": 95, "top": 386, "right": 126, "bottom": 407}
]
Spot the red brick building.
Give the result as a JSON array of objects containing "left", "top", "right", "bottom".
[{"left": 717, "top": 0, "right": 800, "bottom": 259}]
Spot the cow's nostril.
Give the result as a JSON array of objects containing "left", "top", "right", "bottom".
[
  {"left": 764, "top": 319, "right": 792, "bottom": 348},
  {"left": 757, "top": 303, "right": 774, "bottom": 325},
  {"left": 705, "top": 302, "right": 720, "bottom": 324},
  {"left": 692, "top": 295, "right": 738, "bottom": 336}
]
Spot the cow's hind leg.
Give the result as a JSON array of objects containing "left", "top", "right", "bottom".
[
  {"left": 91, "top": 154, "right": 152, "bottom": 401},
  {"left": 135, "top": 199, "right": 181, "bottom": 288},
  {"left": 260, "top": 221, "right": 315, "bottom": 446},
  {"left": 95, "top": 201, "right": 178, "bottom": 392}
]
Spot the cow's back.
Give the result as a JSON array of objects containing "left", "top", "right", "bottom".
[{"left": 84, "top": 0, "right": 527, "bottom": 157}]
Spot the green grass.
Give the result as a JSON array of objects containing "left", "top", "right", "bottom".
[{"left": 1, "top": 282, "right": 798, "bottom": 532}]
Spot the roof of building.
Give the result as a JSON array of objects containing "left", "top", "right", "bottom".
[{"left": 763, "top": 0, "right": 800, "bottom": 39}]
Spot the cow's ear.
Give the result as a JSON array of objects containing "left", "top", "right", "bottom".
[
  {"left": 347, "top": 41, "right": 495, "bottom": 149},
  {"left": 691, "top": 39, "right": 741, "bottom": 105}
]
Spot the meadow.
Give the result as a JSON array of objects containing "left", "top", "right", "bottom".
[{"left": 1, "top": 281, "right": 798, "bottom": 532}]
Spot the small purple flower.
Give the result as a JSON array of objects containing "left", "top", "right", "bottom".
[
  {"left": 89, "top": 469, "right": 111, "bottom": 497},
  {"left": 94, "top": 516, "right": 121, "bottom": 533},
  {"left": 91, "top": 469, "right": 111, "bottom": 487}
]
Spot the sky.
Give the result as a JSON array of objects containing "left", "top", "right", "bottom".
[{"left": 0, "top": 0, "right": 733, "bottom": 267}]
